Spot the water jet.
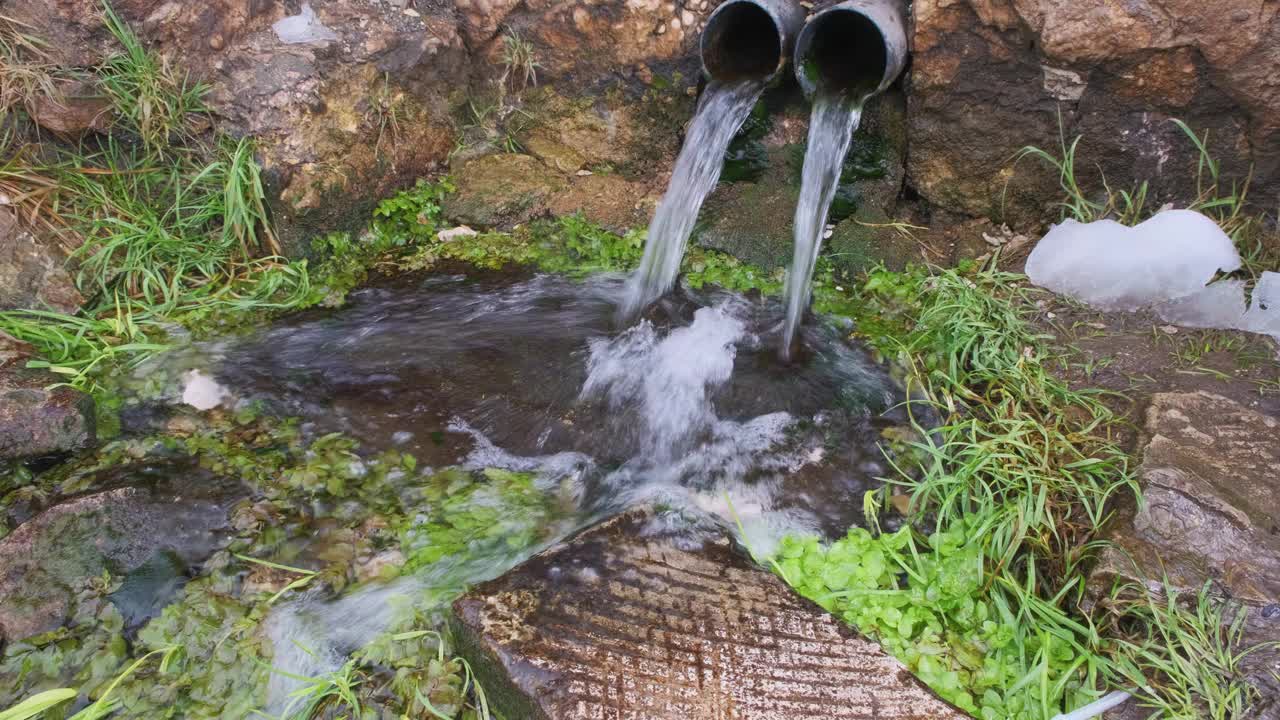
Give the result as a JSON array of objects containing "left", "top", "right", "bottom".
[
  {"left": 619, "top": 0, "right": 804, "bottom": 321},
  {"left": 781, "top": 0, "right": 908, "bottom": 359}
]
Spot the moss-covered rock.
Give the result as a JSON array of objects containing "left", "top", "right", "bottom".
[{"left": 442, "top": 154, "right": 569, "bottom": 229}]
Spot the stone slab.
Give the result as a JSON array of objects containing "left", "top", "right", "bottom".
[
  {"left": 453, "top": 508, "right": 969, "bottom": 720},
  {"left": 1091, "top": 391, "right": 1280, "bottom": 718}
]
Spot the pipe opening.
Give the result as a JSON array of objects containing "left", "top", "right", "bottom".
[
  {"left": 797, "top": 9, "right": 889, "bottom": 97},
  {"left": 701, "top": 2, "right": 784, "bottom": 83}
]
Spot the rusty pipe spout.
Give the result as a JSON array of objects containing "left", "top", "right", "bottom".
[
  {"left": 793, "top": 0, "right": 908, "bottom": 99},
  {"left": 700, "top": 0, "right": 807, "bottom": 85}
]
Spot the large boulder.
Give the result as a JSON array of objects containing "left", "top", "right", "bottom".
[
  {"left": 453, "top": 508, "right": 970, "bottom": 719},
  {"left": 909, "top": 0, "right": 1280, "bottom": 226},
  {"left": 1090, "top": 391, "right": 1280, "bottom": 716}
]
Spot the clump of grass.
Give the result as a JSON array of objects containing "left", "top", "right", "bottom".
[
  {"left": 451, "top": 30, "right": 541, "bottom": 158},
  {"left": 0, "top": 6, "right": 317, "bottom": 391},
  {"left": 774, "top": 265, "right": 1138, "bottom": 717},
  {"left": 365, "top": 73, "right": 410, "bottom": 161},
  {"left": 498, "top": 30, "right": 540, "bottom": 96},
  {"left": 1104, "top": 580, "right": 1278, "bottom": 719},
  {"left": 0, "top": 13, "right": 62, "bottom": 122},
  {"left": 1011, "top": 116, "right": 1276, "bottom": 274},
  {"left": 98, "top": 0, "right": 208, "bottom": 151},
  {"left": 0, "top": 300, "right": 167, "bottom": 391}
]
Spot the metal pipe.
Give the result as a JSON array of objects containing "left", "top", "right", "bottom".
[
  {"left": 793, "top": 0, "right": 908, "bottom": 99},
  {"left": 700, "top": 0, "right": 807, "bottom": 85}
]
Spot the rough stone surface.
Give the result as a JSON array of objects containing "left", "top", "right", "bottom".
[
  {"left": 443, "top": 153, "right": 569, "bottom": 229},
  {"left": 25, "top": 78, "right": 113, "bottom": 137},
  {"left": 453, "top": 508, "right": 969, "bottom": 720},
  {"left": 0, "top": 462, "right": 243, "bottom": 643},
  {"left": 8, "top": 0, "right": 708, "bottom": 253},
  {"left": 1091, "top": 392, "right": 1280, "bottom": 717},
  {"left": 0, "top": 332, "right": 94, "bottom": 462},
  {"left": 909, "top": 0, "right": 1280, "bottom": 225},
  {"left": 0, "top": 207, "right": 84, "bottom": 314}
]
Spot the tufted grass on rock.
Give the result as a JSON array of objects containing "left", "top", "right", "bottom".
[{"left": 1012, "top": 116, "right": 1276, "bottom": 276}]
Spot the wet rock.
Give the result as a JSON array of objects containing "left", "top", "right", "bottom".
[
  {"left": 25, "top": 78, "right": 113, "bottom": 137},
  {"left": 1090, "top": 392, "right": 1280, "bottom": 715},
  {"left": 909, "top": 0, "right": 1280, "bottom": 225},
  {"left": 443, "top": 154, "right": 568, "bottom": 229},
  {"left": 0, "top": 333, "right": 94, "bottom": 462},
  {"left": 546, "top": 173, "right": 654, "bottom": 233},
  {"left": 0, "top": 207, "right": 84, "bottom": 315},
  {"left": 453, "top": 508, "right": 969, "bottom": 720},
  {"left": 0, "top": 461, "right": 244, "bottom": 643}
]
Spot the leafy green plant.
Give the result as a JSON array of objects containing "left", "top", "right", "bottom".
[{"left": 371, "top": 177, "right": 455, "bottom": 245}]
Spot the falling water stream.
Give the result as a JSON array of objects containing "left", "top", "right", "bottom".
[
  {"left": 782, "top": 93, "right": 865, "bottom": 359},
  {"left": 619, "top": 80, "right": 765, "bottom": 320}
]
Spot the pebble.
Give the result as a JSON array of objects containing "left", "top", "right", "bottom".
[{"left": 1159, "top": 325, "right": 1179, "bottom": 334}]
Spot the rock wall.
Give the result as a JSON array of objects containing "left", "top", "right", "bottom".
[
  {"left": 910, "top": 0, "right": 1280, "bottom": 226},
  {"left": 3, "top": 0, "right": 711, "bottom": 252},
  {"left": 4, "top": 0, "right": 1277, "bottom": 254}
]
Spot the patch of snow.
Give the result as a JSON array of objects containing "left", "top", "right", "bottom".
[
  {"left": 1026, "top": 210, "right": 1241, "bottom": 312},
  {"left": 272, "top": 3, "right": 338, "bottom": 45}
]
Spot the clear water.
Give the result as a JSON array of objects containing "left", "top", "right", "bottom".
[
  {"left": 619, "top": 80, "right": 765, "bottom": 320},
  {"left": 151, "top": 270, "right": 907, "bottom": 707},
  {"left": 782, "top": 94, "right": 864, "bottom": 359}
]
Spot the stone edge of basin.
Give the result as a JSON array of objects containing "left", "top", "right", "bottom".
[{"left": 451, "top": 506, "right": 971, "bottom": 720}]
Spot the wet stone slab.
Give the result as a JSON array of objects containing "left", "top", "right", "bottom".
[
  {"left": 1091, "top": 391, "right": 1280, "bottom": 717},
  {"left": 453, "top": 508, "right": 969, "bottom": 720}
]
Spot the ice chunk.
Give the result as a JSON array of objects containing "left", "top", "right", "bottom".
[
  {"left": 1026, "top": 210, "right": 1241, "bottom": 311},
  {"left": 1154, "top": 279, "right": 1248, "bottom": 329},
  {"left": 1242, "top": 271, "right": 1280, "bottom": 340},
  {"left": 272, "top": 3, "right": 339, "bottom": 45}
]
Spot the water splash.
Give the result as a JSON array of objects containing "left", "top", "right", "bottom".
[
  {"left": 781, "top": 94, "right": 864, "bottom": 359},
  {"left": 583, "top": 300, "right": 748, "bottom": 462},
  {"left": 619, "top": 80, "right": 765, "bottom": 320}
]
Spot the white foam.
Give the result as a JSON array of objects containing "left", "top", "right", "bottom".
[
  {"left": 1026, "top": 210, "right": 1241, "bottom": 312},
  {"left": 582, "top": 302, "right": 748, "bottom": 461}
]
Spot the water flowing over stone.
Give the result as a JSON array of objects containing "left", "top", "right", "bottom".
[
  {"left": 782, "top": 95, "right": 864, "bottom": 358},
  {"left": 452, "top": 508, "right": 971, "bottom": 720},
  {"left": 145, "top": 271, "right": 909, "bottom": 711},
  {"left": 619, "top": 80, "right": 765, "bottom": 320}
]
